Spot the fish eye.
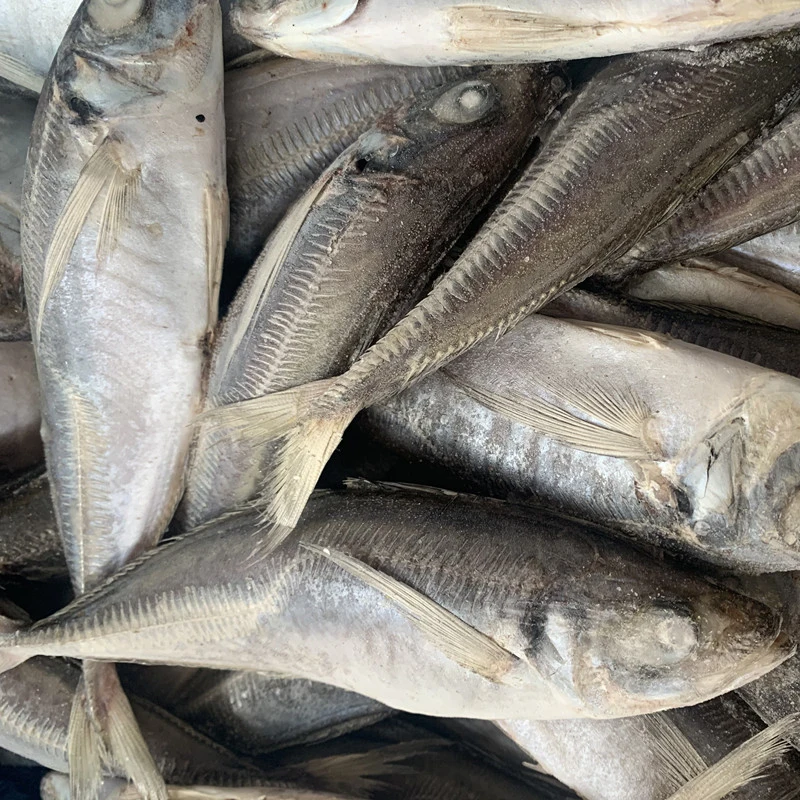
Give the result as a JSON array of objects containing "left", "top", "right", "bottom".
[
  {"left": 432, "top": 81, "right": 496, "bottom": 125},
  {"left": 87, "top": 0, "right": 145, "bottom": 32}
]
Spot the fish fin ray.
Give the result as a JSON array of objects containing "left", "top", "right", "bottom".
[
  {"left": 642, "top": 714, "right": 708, "bottom": 790},
  {"left": 667, "top": 713, "right": 800, "bottom": 800},
  {"left": 302, "top": 542, "right": 521, "bottom": 683},
  {"left": 0, "top": 52, "right": 44, "bottom": 93},
  {"left": 68, "top": 679, "right": 108, "bottom": 800},
  {"left": 447, "top": 371, "right": 659, "bottom": 459},
  {"left": 37, "top": 141, "right": 136, "bottom": 339},
  {"left": 96, "top": 158, "right": 140, "bottom": 261},
  {"left": 203, "top": 180, "right": 228, "bottom": 335}
]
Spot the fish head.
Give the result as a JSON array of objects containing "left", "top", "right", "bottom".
[
  {"left": 529, "top": 551, "right": 792, "bottom": 717},
  {"left": 678, "top": 375, "right": 800, "bottom": 571},
  {"left": 51, "top": 0, "right": 220, "bottom": 120},
  {"left": 232, "top": 0, "right": 359, "bottom": 43},
  {"left": 343, "top": 66, "right": 567, "bottom": 189}
]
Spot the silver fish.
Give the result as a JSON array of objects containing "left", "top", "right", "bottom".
[
  {"left": 623, "top": 258, "right": 800, "bottom": 331},
  {"left": 606, "top": 107, "right": 800, "bottom": 281},
  {"left": 721, "top": 221, "right": 800, "bottom": 295},
  {"left": 207, "top": 33, "right": 800, "bottom": 533},
  {"left": 544, "top": 288, "right": 800, "bottom": 380},
  {"left": 0, "top": 485, "right": 790, "bottom": 721},
  {"left": 183, "top": 65, "right": 564, "bottom": 528},
  {"left": 496, "top": 700, "right": 800, "bottom": 800},
  {"left": 365, "top": 314, "right": 800, "bottom": 572},
  {"left": 225, "top": 58, "right": 475, "bottom": 270},
  {"left": 21, "top": 0, "right": 227, "bottom": 796},
  {"left": 230, "top": 0, "right": 800, "bottom": 66}
]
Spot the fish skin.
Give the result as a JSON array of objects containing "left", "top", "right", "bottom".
[
  {"left": 135, "top": 670, "right": 393, "bottom": 757},
  {"left": 225, "top": 58, "right": 476, "bottom": 271},
  {"left": 605, "top": 107, "right": 800, "bottom": 282},
  {"left": 230, "top": 0, "right": 800, "bottom": 66},
  {"left": 0, "top": 656, "right": 265, "bottom": 784},
  {"left": 233, "top": 32, "right": 800, "bottom": 532},
  {"left": 622, "top": 258, "right": 800, "bottom": 332},
  {"left": 495, "top": 692, "right": 800, "bottom": 800},
  {"left": 0, "top": 471, "right": 63, "bottom": 581},
  {"left": 365, "top": 313, "right": 800, "bottom": 573},
  {"left": 181, "top": 64, "right": 565, "bottom": 528},
  {"left": 0, "top": 486, "right": 791, "bottom": 721},
  {"left": 544, "top": 287, "right": 800, "bottom": 380},
  {"left": 721, "top": 221, "right": 800, "bottom": 295}
]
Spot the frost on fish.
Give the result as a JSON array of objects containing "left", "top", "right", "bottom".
[
  {"left": 20, "top": 0, "right": 227, "bottom": 796},
  {"left": 0, "top": 486, "right": 791, "bottom": 721},
  {"left": 366, "top": 314, "right": 800, "bottom": 573},
  {"left": 182, "top": 65, "right": 565, "bottom": 529}
]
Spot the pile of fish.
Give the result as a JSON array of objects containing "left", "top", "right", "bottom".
[{"left": 2, "top": 1, "right": 800, "bottom": 799}]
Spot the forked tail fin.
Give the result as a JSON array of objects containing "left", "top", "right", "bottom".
[
  {"left": 0, "top": 600, "right": 34, "bottom": 674},
  {"left": 200, "top": 376, "right": 356, "bottom": 534},
  {"left": 68, "top": 661, "right": 167, "bottom": 800}
]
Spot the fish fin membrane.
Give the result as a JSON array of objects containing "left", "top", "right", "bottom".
[
  {"left": 0, "top": 52, "right": 44, "bottom": 94},
  {"left": 666, "top": 713, "right": 800, "bottom": 800},
  {"left": 37, "top": 140, "right": 139, "bottom": 340},
  {"left": 302, "top": 542, "right": 522, "bottom": 683},
  {"left": 70, "top": 661, "right": 167, "bottom": 800},
  {"left": 203, "top": 180, "right": 228, "bottom": 335},
  {"left": 642, "top": 714, "right": 708, "bottom": 791},
  {"left": 446, "top": 369, "right": 661, "bottom": 460}
]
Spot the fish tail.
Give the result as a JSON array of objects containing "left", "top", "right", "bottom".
[
  {"left": 0, "top": 600, "right": 34, "bottom": 673},
  {"left": 69, "top": 661, "right": 167, "bottom": 800},
  {"left": 262, "top": 405, "right": 357, "bottom": 531}
]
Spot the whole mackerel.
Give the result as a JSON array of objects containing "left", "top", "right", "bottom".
[
  {"left": 365, "top": 314, "right": 800, "bottom": 573},
  {"left": 21, "top": 0, "right": 226, "bottom": 796},
  {"left": 182, "top": 65, "right": 564, "bottom": 528},
  {"left": 226, "top": 58, "right": 475, "bottom": 270},
  {"left": 230, "top": 0, "right": 800, "bottom": 66},
  {"left": 209, "top": 33, "right": 800, "bottom": 532},
  {"left": 605, "top": 107, "right": 800, "bottom": 282},
  {"left": 0, "top": 486, "right": 790, "bottom": 721}
]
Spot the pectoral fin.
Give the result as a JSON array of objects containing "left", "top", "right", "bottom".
[
  {"left": 203, "top": 181, "right": 228, "bottom": 336},
  {"left": 302, "top": 542, "right": 522, "bottom": 684}
]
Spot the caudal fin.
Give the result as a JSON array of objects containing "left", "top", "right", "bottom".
[
  {"left": 0, "top": 599, "right": 33, "bottom": 674},
  {"left": 201, "top": 376, "right": 356, "bottom": 532},
  {"left": 68, "top": 661, "right": 167, "bottom": 800}
]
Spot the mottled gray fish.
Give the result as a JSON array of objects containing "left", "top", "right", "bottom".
[
  {"left": 605, "top": 107, "right": 800, "bottom": 282},
  {"left": 544, "top": 287, "right": 800, "bottom": 379},
  {"left": 623, "top": 258, "right": 800, "bottom": 331},
  {"left": 0, "top": 485, "right": 790, "bottom": 721},
  {"left": 365, "top": 314, "right": 800, "bottom": 572},
  {"left": 183, "top": 65, "right": 564, "bottom": 528},
  {"left": 207, "top": 32, "right": 800, "bottom": 533},
  {"left": 230, "top": 0, "right": 800, "bottom": 66},
  {"left": 21, "top": 0, "right": 227, "bottom": 796},
  {"left": 226, "top": 58, "right": 475, "bottom": 269}
]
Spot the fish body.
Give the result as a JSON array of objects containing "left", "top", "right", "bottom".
[
  {"left": 219, "top": 33, "right": 800, "bottom": 531},
  {"left": 544, "top": 288, "right": 800, "bottom": 379},
  {"left": 365, "top": 314, "right": 800, "bottom": 572},
  {"left": 606, "top": 107, "right": 800, "bottom": 281},
  {"left": 497, "top": 693, "right": 800, "bottom": 800},
  {"left": 21, "top": 0, "right": 227, "bottom": 794},
  {"left": 0, "top": 472, "right": 63, "bottom": 580},
  {"left": 0, "top": 486, "right": 791, "bottom": 720},
  {"left": 231, "top": 0, "right": 800, "bottom": 66},
  {"left": 623, "top": 258, "right": 800, "bottom": 331},
  {"left": 0, "top": 656, "right": 263, "bottom": 784},
  {"left": 722, "top": 221, "right": 800, "bottom": 295},
  {"left": 183, "top": 65, "right": 563, "bottom": 528},
  {"left": 226, "top": 58, "right": 475, "bottom": 270}
]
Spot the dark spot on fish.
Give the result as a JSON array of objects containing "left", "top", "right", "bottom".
[
  {"left": 67, "top": 95, "right": 99, "bottom": 124},
  {"left": 674, "top": 486, "right": 692, "bottom": 517},
  {"left": 196, "top": 114, "right": 205, "bottom": 123},
  {"left": 354, "top": 158, "right": 369, "bottom": 173}
]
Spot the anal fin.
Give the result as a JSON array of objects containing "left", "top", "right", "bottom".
[{"left": 302, "top": 542, "right": 522, "bottom": 684}]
